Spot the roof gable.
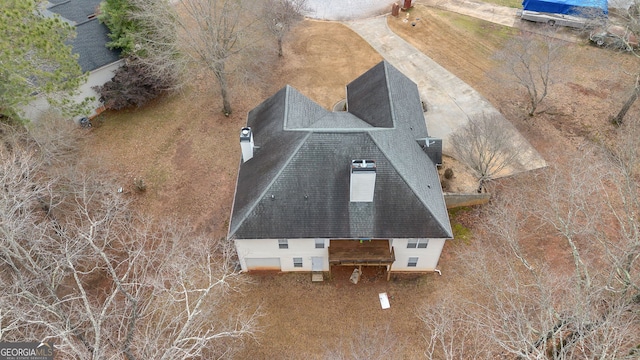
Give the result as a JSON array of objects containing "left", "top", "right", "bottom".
[
  {"left": 229, "top": 61, "right": 452, "bottom": 240},
  {"left": 346, "top": 61, "right": 394, "bottom": 128}
]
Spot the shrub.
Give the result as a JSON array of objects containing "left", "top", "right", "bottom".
[
  {"left": 444, "top": 168, "right": 454, "bottom": 179},
  {"left": 94, "top": 59, "right": 173, "bottom": 110},
  {"left": 134, "top": 178, "right": 146, "bottom": 192}
]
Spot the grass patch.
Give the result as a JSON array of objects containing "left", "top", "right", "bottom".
[
  {"left": 146, "top": 165, "right": 169, "bottom": 188},
  {"left": 144, "top": 165, "right": 170, "bottom": 191},
  {"left": 483, "top": 0, "right": 522, "bottom": 8},
  {"left": 438, "top": 8, "right": 517, "bottom": 43},
  {"left": 388, "top": 5, "right": 518, "bottom": 89},
  {"left": 449, "top": 207, "right": 473, "bottom": 244},
  {"left": 452, "top": 222, "right": 472, "bottom": 243},
  {"left": 478, "top": 21, "right": 518, "bottom": 42}
]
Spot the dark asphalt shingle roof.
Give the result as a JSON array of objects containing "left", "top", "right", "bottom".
[
  {"left": 47, "top": 0, "right": 120, "bottom": 72},
  {"left": 229, "top": 61, "right": 452, "bottom": 240},
  {"left": 346, "top": 61, "right": 394, "bottom": 128}
]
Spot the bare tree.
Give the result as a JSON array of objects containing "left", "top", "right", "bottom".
[
  {"left": 94, "top": 0, "right": 184, "bottom": 110},
  {"left": 612, "top": 76, "right": 639, "bottom": 126},
  {"left": 494, "top": 30, "right": 566, "bottom": 116},
  {"left": 262, "top": 0, "right": 307, "bottom": 57},
  {"left": 0, "top": 121, "right": 260, "bottom": 358},
  {"left": 449, "top": 113, "right": 524, "bottom": 192},
  {"left": 128, "top": 0, "right": 185, "bottom": 87},
  {"left": 122, "top": 229, "right": 261, "bottom": 360},
  {"left": 596, "top": 0, "right": 640, "bottom": 125},
  {"left": 170, "top": 0, "right": 272, "bottom": 116},
  {"left": 601, "top": 120, "right": 640, "bottom": 303},
  {"left": 418, "top": 145, "right": 640, "bottom": 358},
  {"left": 420, "top": 294, "right": 486, "bottom": 360},
  {"left": 616, "top": 0, "right": 640, "bottom": 51},
  {"left": 531, "top": 156, "right": 608, "bottom": 290},
  {"left": 323, "top": 324, "right": 399, "bottom": 360}
]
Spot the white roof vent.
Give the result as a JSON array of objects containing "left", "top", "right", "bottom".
[
  {"left": 350, "top": 160, "right": 376, "bottom": 202},
  {"left": 240, "top": 127, "right": 254, "bottom": 163}
]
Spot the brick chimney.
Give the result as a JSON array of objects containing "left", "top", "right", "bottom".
[
  {"left": 240, "top": 127, "right": 254, "bottom": 163},
  {"left": 350, "top": 160, "right": 376, "bottom": 202}
]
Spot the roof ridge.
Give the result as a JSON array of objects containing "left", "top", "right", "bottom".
[
  {"left": 283, "top": 85, "right": 292, "bottom": 129},
  {"left": 381, "top": 61, "right": 398, "bottom": 128}
]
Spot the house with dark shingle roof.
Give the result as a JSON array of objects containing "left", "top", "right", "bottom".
[
  {"left": 45, "top": 0, "right": 121, "bottom": 73},
  {"left": 24, "top": 0, "right": 122, "bottom": 120},
  {"left": 228, "top": 61, "right": 453, "bottom": 280}
]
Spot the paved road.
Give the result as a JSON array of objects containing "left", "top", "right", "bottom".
[
  {"left": 345, "top": 16, "right": 547, "bottom": 175},
  {"left": 304, "top": 0, "right": 519, "bottom": 24},
  {"left": 303, "top": 0, "right": 393, "bottom": 20}
]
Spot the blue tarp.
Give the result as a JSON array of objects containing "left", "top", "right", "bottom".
[{"left": 522, "top": 0, "right": 608, "bottom": 15}]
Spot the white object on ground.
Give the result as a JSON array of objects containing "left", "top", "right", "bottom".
[
  {"left": 379, "top": 292, "right": 390, "bottom": 309},
  {"left": 349, "top": 268, "right": 361, "bottom": 284}
]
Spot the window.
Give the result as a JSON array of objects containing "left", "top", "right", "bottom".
[
  {"left": 407, "top": 239, "right": 429, "bottom": 249},
  {"left": 293, "top": 257, "right": 303, "bottom": 268},
  {"left": 278, "top": 239, "right": 288, "bottom": 249},
  {"left": 315, "top": 239, "right": 324, "bottom": 249},
  {"left": 407, "top": 257, "right": 418, "bottom": 267}
]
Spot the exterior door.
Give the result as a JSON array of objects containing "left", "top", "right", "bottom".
[{"left": 311, "top": 257, "right": 323, "bottom": 272}]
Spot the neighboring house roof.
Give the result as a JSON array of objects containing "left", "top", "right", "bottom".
[
  {"left": 229, "top": 61, "right": 453, "bottom": 240},
  {"left": 46, "top": 0, "right": 120, "bottom": 73}
]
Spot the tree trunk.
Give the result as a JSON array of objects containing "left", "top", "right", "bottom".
[
  {"left": 528, "top": 86, "right": 538, "bottom": 116},
  {"left": 123, "top": 299, "right": 138, "bottom": 360},
  {"left": 220, "top": 79, "right": 232, "bottom": 116},
  {"left": 213, "top": 62, "right": 232, "bottom": 116},
  {"left": 613, "top": 88, "right": 638, "bottom": 126},
  {"left": 277, "top": 38, "right": 283, "bottom": 57}
]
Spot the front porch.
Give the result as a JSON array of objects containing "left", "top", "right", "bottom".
[{"left": 328, "top": 239, "right": 395, "bottom": 281}]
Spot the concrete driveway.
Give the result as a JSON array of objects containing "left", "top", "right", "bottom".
[
  {"left": 304, "top": 0, "right": 547, "bottom": 175},
  {"left": 306, "top": 0, "right": 546, "bottom": 175},
  {"left": 346, "top": 17, "right": 546, "bottom": 175}
]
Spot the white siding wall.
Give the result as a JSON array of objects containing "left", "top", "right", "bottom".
[
  {"left": 235, "top": 238, "right": 446, "bottom": 273},
  {"left": 235, "top": 238, "right": 329, "bottom": 272},
  {"left": 22, "top": 60, "right": 123, "bottom": 121},
  {"left": 391, "top": 238, "right": 446, "bottom": 272}
]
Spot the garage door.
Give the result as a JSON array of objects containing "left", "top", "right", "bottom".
[{"left": 245, "top": 258, "right": 281, "bottom": 271}]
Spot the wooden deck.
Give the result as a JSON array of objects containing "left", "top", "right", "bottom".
[
  {"left": 328, "top": 239, "right": 395, "bottom": 264},
  {"left": 328, "top": 239, "right": 395, "bottom": 281}
]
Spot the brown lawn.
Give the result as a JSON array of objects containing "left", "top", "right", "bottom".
[{"left": 81, "top": 6, "right": 640, "bottom": 358}]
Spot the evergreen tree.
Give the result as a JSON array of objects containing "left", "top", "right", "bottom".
[
  {"left": 98, "top": 0, "right": 139, "bottom": 55},
  {"left": 0, "top": 0, "right": 87, "bottom": 121}
]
